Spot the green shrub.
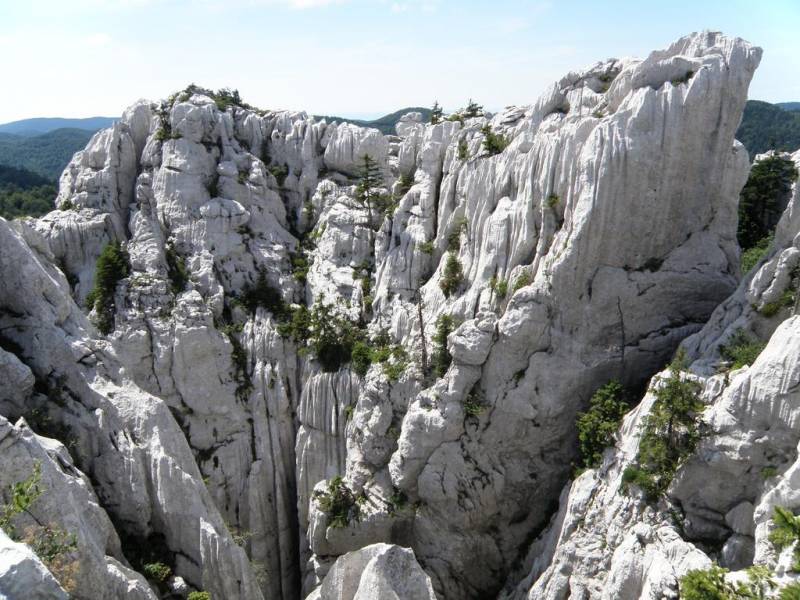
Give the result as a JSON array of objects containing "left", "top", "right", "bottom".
[
  {"left": 679, "top": 565, "right": 732, "bottom": 600},
  {"left": 576, "top": 381, "right": 628, "bottom": 469},
  {"left": 291, "top": 252, "right": 310, "bottom": 284},
  {"left": 622, "top": 350, "right": 704, "bottom": 501},
  {"left": 719, "top": 329, "right": 765, "bottom": 370},
  {"left": 268, "top": 164, "right": 289, "bottom": 187},
  {"left": 741, "top": 235, "right": 772, "bottom": 274},
  {"left": 762, "top": 466, "right": 779, "bottom": 479},
  {"left": 397, "top": 172, "right": 414, "bottom": 194},
  {"left": 491, "top": 277, "right": 508, "bottom": 299},
  {"left": 447, "top": 218, "right": 467, "bottom": 251},
  {"left": 418, "top": 240, "right": 435, "bottom": 255},
  {"left": 546, "top": 194, "right": 560, "bottom": 209},
  {"left": 781, "top": 582, "right": 800, "bottom": 600},
  {"left": 0, "top": 461, "right": 43, "bottom": 538},
  {"left": 430, "top": 314, "right": 455, "bottom": 377},
  {"left": 463, "top": 389, "right": 484, "bottom": 417},
  {"left": 457, "top": 138, "right": 469, "bottom": 160},
  {"left": 86, "top": 241, "right": 130, "bottom": 334},
  {"left": 463, "top": 99, "right": 484, "bottom": 118},
  {"left": 349, "top": 333, "right": 407, "bottom": 382},
  {"left": 512, "top": 270, "right": 531, "bottom": 292},
  {"left": 481, "top": 124, "right": 509, "bottom": 156},
  {"left": 165, "top": 244, "right": 189, "bottom": 295},
  {"left": 313, "top": 476, "right": 360, "bottom": 528},
  {"left": 440, "top": 252, "right": 464, "bottom": 297},
  {"left": 143, "top": 562, "right": 172, "bottom": 583},
  {"left": 188, "top": 592, "right": 211, "bottom": 600},
  {"left": 240, "top": 269, "right": 288, "bottom": 318}
]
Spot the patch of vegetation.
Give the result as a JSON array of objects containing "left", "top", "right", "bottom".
[
  {"left": 0, "top": 164, "right": 57, "bottom": 219},
  {"left": 430, "top": 314, "right": 455, "bottom": 378},
  {"left": 143, "top": 562, "right": 172, "bottom": 583},
  {"left": 736, "top": 100, "right": 800, "bottom": 159},
  {"left": 769, "top": 506, "right": 800, "bottom": 572},
  {"left": 490, "top": 276, "right": 508, "bottom": 299},
  {"left": 188, "top": 592, "right": 212, "bottom": 600},
  {"left": 512, "top": 270, "right": 532, "bottom": 292},
  {"left": 782, "top": 582, "right": 800, "bottom": 600},
  {"left": 290, "top": 251, "right": 310, "bottom": 284},
  {"left": 719, "top": 329, "right": 766, "bottom": 370},
  {"left": 463, "top": 99, "right": 484, "bottom": 119},
  {"left": 447, "top": 217, "right": 468, "bottom": 251},
  {"left": 240, "top": 268, "right": 288, "bottom": 318},
  {"left": 430, "top": 101, "right": 443, "bottom": 125},
  {"left": 0, "top": 128, "right": 95, "bottom": 180},
  {"left": 463, "top": 388, "right": 485, "bottom": 418},
  {"left": 546, "top": 194, "right": 560, "bottom": 209},
  {"left": 350, "top": 331, "right": 408, "bottom": 382},
  {"left": 165, "top": 244, "right": 189, "bottom": 295},
  {"left": 181, "top": 83, "right": 254, "bottom": 112},
  {"left": 418, "top": 240, "right": 435, "bottom": 255},
  {"left": 439, "top": 252, "right": 464, "bottom": 297},
  {"left": 738, "top": 154, "right": 798, "bottom": 252},
  {"left": 85, "top": 241, "right": 130, "bottom": 334},
  {"left": 313, "top": 476, "right": 360, "bottom": 529},
  {"left": 680, "top": 564, "right": 777, "bottom": 600},
  {"left": 481, "top": 124, "right": 509, "bottom": 156},
  {"left": 356, "top": 154, "right": 394, "bottom": 227},
  {"left": 622, "top": 350, "right": 704, "bottom": 501},
  {"left": 0, "top": 462, "right": 79, "bottom": 593},
  {"left": 268, "top": 164, "right": 289, "bottom": 187},
  {"left": 457, "top": 138, "right": 469, "bottom": 160},
  {"left": 575, "top": 381, "right": 629, "bottom": 470},
  {"left": 397, "top": 172, "right": 414, "bottom": 195},
  {"left": 740, "top": 235, "right": 772, "bottom": 274}
]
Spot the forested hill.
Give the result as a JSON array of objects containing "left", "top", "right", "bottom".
[{"left": 736, "top": 100, "right": 800, "bottom": 157}]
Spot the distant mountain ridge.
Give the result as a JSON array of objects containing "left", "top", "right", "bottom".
[
  {"left": 776, "top": 102, "right": 800, "bottom": 111},
  {"left": 0, "top": 116, "right": 116, "bottom": 136},
  {"left": 314, "top": 106, "right": 432, "bottom": 135}
]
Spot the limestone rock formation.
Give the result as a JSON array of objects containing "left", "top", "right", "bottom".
[{"left": 0, "top": 30, "right": 782, "bottom": 600}]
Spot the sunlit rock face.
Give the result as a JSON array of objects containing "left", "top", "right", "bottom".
[
  {"left": 503, "top": 150, "right": 800, "bottom": 600},
  {"left": 0, "top": 30, "right": 772, "bottom": 600}
]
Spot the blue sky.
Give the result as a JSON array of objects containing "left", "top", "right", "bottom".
[{"left": 1, "top": 0, "right": 799, "bottom": 122}]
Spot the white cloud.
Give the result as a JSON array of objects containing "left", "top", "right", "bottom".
[{"left": 84, "top": 32, "right": 112, "bottom": 46}]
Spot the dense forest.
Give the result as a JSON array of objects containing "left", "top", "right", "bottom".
[
  {"left": 0, "top": 128, "right": 94, "bottom": 179},
  {"left": 735, "top": 100, "right": 800, "bottom": 157},
  {"left": 0, "top": 164, "right": 57, "bottom": 219}
]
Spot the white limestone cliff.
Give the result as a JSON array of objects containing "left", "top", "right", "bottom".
[{"left": 0, "top": 30, "right": 785, "bottom": 600}]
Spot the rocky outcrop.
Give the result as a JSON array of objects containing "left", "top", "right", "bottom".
[
  {"left": 0, "top": 31, "right": 770, "bottom": 600},
  {"left": 503, "top": 150, "right": 800, "bottom": 599}
]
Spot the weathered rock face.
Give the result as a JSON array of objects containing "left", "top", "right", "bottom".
[
  {"left": 0, "top": 30, "right": 770, "bottom": 600},
  {"left": 503, "top": 150, "right": 800, "bottom": 600}
]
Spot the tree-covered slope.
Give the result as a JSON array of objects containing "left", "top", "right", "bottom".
[
  {"left": 0, "top": 128, "right": 95, "bottom": 179},
  {"left": 314, "top": 106, "right": 432, "bottom": 134},
  {"left": 736, "top": 100, "right": 800, "bottom": 157},
  {"left": 0, "top": 164, "right": 56, "bottom": 219}
]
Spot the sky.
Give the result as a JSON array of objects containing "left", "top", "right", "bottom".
[{"left": 1, "top": 0, "right": 799, "bottom": 123}]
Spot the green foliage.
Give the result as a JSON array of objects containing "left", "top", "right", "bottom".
[
  {"left": 143, "top": 562, "right": 172, "bottom": 583},
  {"left": 762, "top": 466, "right": 779, "bottom": 479},
  {"left": 481, "top": 124, "right": 509, "bottom": 156},
  {"left": 0, "top": 164, "right": 57, "bottom": 219},
  {"left": 679, "top": 565, "right": 732, "bottom": 600},
  {"left": 240, "top": 269, "right": 288, "bottom": 318},
  {"left": 490, "top": 276, "right": 508, "bottom": 299},
  {"left": 463, "top": 99, "right": 484, "bottom": 118},
  {"left": 457, "top": 138, "right": 469, "bottom": 160},
  {"left": 0, "top": 128, "right": 94, "bottom": 179},
  {"left": 738, "top": 154, "right": 798, "bottom": 251},
  {"left": 290, "top": 251, "right": 310, "bottom": 284},
  {"left": 165, "top": 244, "right": 189, "bottom": 295},
  {"left": 741, "top": 235, "right": 773, "bottom": 274},
  {"left": 719, "top": 329, "right": 766, "bottom": 370},
  {"left": 430, "top": 101, "right": 443, "bottom": 125},
  {"left": 397, "top": 172, "right": 414, "bottom": 196},
  {"left": 622, "top": 350, "right": 704, "bottom": 501},
  {"left": 576, "top": 381, "right": 629, "bottom": 470},
  {"left": 463, "top": 388, "right": 485, "bottom": 417},
  {"left": 268, "top": 164, "right": 289, "bottom": 187},
  {"left": 356, "top": 154, "right": 392, "bottom": 226},
  {"left": 0, "top": 462, "right": 42, "bottom": 538},
  {"left": 447, "top": 217, "right": 468, "bottom": 251},
  {"left": 188, "top": 592, "right": 212, "bottom": 600},
  {"left": 439, "top": 252, "right": 464, "bottom": 297},
  {"left": 298, "top": 300, "right": 364, "bottom": 372},
  {"left": 781, "top": 582, "right": 800, "bottom": 600},
  {"left": 769, "top": 506, "right": 800, "bottom": 553},
  {"left": 418, "top": 240, "right": 435, "bottom": 255},
  {"left": 179, "top": 84, "right": 254, "bottom": 112},
  {"left": 313, "top": 476, "right": 360, "bottom": 529},
  {"left": 28, "top": 526, "right": 77, "bottom": 567},
  {"left": 430, "top": 314, "right": 455, "bottom": 378},
  {"left": 736, "top": 100, "right": 800, "bottom": 159},
  {"left": 86, "top": 241, "right": 130, "bottom": 334},
  {"left": 512, "top": 270, "right": 532, "bottom": 292},
  {"left": 546, "top": 194, "right": 560, "bottom": 209},
  {"left": 350, "top": 330, "right": 408, "bottom": 381}
]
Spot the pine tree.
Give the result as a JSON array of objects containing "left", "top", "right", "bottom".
[
  {"left": 464, "top": 99, "right": 484, "bottom": 118},
  {"left": 430, "top": 101, "right": 443, "bottom": 125},
  {"left": 355, "top": 154, "right": 383, "bottom": 231}
]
